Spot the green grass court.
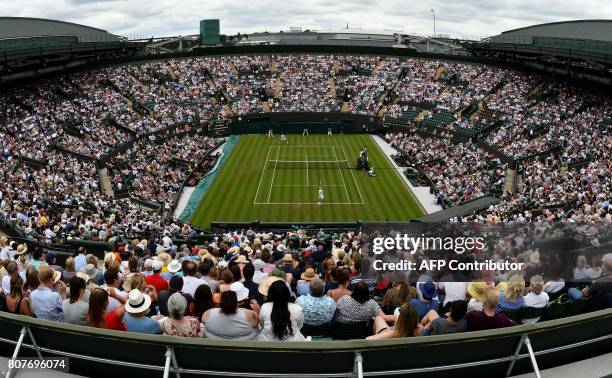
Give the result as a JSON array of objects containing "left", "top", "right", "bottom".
[{"left": 189, "top": 134, "right": 424, "bottom": 228}]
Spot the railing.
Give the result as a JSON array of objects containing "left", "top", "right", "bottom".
[{"left": 0, "top": 309, "right": 610, "bottom": 378}]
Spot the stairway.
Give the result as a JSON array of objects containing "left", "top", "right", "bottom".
[
  {"left": 274, "top": 78, "right": 282, "bottom": 98},
  {"left": 98, "top": 167, "right": 114, "bottom": 197},
  {"left": 503, "top": 168, "right": 516, "bottom": 195},
  {"left": 271, "top": 59, "right": 278, "bottom": 73},
  {"left": 168, "top": 65, "right": 178, "bottom": 80},
  {"left": 333, "top": 58, "right": 340, "bottom": 74},
  {"left": 229, "top": 61, "right": 239, "bottom": 75},
  {"left": 262, "top": 101, "right": 271, "bottom": 112},
  {"left": 329, "top": 78, "right": 336, "bottom": 97},
  {"left": 341, "top": 102, "right": 349, "bottom": 112}
]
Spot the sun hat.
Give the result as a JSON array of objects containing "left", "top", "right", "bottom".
[
  {"left": 282, "top": 254, "right": 294, "bottom": 263},
  {"left": 79, "top": 264, "right": 99, "bottom": 281},
  {"left": 167, "top": 260, "right": 181, "bottom": 273},
  {"left": 125, "top": 289, "right": 152, "bottom": 314},
  {"left": 419, "top": 281, "right": 437, "bottom": 299},
  {"left": 529, "top": 250, "right": 540, "bottom": 264},
  {"left": 252, "top": 259, "right": 265, "bottom": 271},
  {"left": 277, "top": 244, "right": 286, "bottom": 252},
  {"left": 300, "top": 268, "right": 316, "bottom": 281},
  {"left": 52, "top": 270, "right": 62, "bottom": 284},
  {"left": 467, "top": 281, "right": 488, "bottom": 302},
  {"left": 258, "top": 276, "right": 285, "bottom": 296},
  {"left": 235, "top": 255, "right": 249, "bottom": 264},
  {"left": 157, "top": 252, "right": 172, "bottom": 266},
  {"left": 230, "top": 282, "right": 250, "bottom": 301},
  {"left": 15, "top": 244, "right": 27, "bottom": 256},
  {"left": 144, "top": 258, "right": 154, "bottom": 269},
  {"left": 152, "top": 260, "right": 163, "bottom": 272}
]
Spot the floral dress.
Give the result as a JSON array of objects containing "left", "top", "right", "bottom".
[{"left": 161, "top": 316, "right": 204, "bottom": 337}]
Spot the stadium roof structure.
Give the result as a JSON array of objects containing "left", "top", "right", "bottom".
[
  {"left": 0, "top": 17, "right": 142, "bottom": 83},
  {"left": 463, "top": 19, "right": 612, "bottom": 85}
]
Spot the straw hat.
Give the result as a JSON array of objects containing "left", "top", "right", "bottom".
[
  {"left": 125, "top": 289, "right": 152, "bottom": 314},
  {"left": 157, "top": 252, "right": 172, "bottom": 266},
  {"left": 235, "top": 255, "right": 249, "bottom": 264},
  {"left": 282, "top": 254, "right": 294, "bottom": 263},
  {"left": 258, "top": 276, "right": 285, "bottom": 296},
  {"left": 300, "top": 268, "right": 316, "bottom": 281},
  {"left": 467, "top": 281, "right": 488, "bottom": 302},
  {"left": 15, "top": 244, "right": 28, "bottom": 256},
  {"left": 52, "top": 270, "right": 62, "bottom": 284}
]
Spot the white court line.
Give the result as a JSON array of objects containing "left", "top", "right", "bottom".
[
  {"left": 254, "top": 202, "right": 362, "bottom": 205},
  {"left": 341, "top": 145, "right": 365, "bottom": 204},
  {"left": 305, "top": 154, "right": 309, "bottom": 185},
  {"left": 272, "top": 184, "right": 346, "bottom": 187},
  {"left": 332, "top": 145, "right": 352, "bottom": 203},
  {"left": 253, "top": 145, "right": 272, "bottom": 205},
  {"left": 267, "top": 145, "right": 281, "bottom": 203},
  {"left": 275, "top": 145, "right": 343, "bottom": 148}
]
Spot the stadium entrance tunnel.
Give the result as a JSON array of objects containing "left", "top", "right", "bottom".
[{"left": 0, "top": 310, "right": 610, "bottom": 378}]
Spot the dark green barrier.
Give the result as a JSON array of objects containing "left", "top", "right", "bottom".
[{"left": 0, "top": 309, "right": 610, "bottom": 377}]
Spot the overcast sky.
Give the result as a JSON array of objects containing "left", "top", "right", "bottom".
[{"left": 3, "top": 0, "right": 610, "bottom": 38}]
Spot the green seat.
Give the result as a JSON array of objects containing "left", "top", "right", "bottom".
[
  {"left": 567, "top": 299, "right": 589, "bottom": 315},
  {"left": 520, "top": 306, "right": 544, "bottom": 323},
  {"left": 542, "top": 302, "right": 567, "bottom": 320}
]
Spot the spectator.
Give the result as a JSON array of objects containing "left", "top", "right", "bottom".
[
  {"left": 123, "top": 289, "right": 160, "bottom": 334},
  {"left": 4, "top": 275, "right": 34, "bottom": 316},
  {"left": 242, "top": 263, "right": 264, "bottom": 304},
  {"left": 569, "top": 253, "right": 612, "bottom": 310},
  {"left": 336, "top": 281, "right": 395, "bottom": 324},
  {"left": 146, "top": 260, "right": 169, "bottom": 293},
  {"left": 158, "top": 275, "right": 193, "bottom": 317},
  {"left": 467, "top": 281, "right": 488, "bottom": 312},
  {"left": 203, "top": 291, "right": 259, "bottom": 340},
  {"left": 62, "top": 276, "right": 89, "bottom": 325},
  {"left": 191, "top": 284, "right": 213, "bottom": 321},
  {"left": 63, "top": 257, "right": 77, "bottom": 281},
  {"left": 74, "top": 248, "right": 87, "bottom": 273},
  {"left": 258, "top": 281, "right": 305, "bottom": 341},
  {"left": 87, "top": 288, "right": 126, "bottom": 331},
  {"left": 465, "top": 288, "right": 516, "bottom": 331},
  {"left": 295, "top": 278, "right": 336, "bottom": 326},
  {"left": 159, "top": 293, "right": 204, "bottom": 337},
  {"left": 30, "top": 267, "right": 67, "bottom": 322},
  {"left": 497, "top": 275, "right": 526, "bottom": 314},
  {"left": 421, "top": 300, "right": 468, "bottom": 335},
  {"left": 327, "top": 268, "right": 352, "bottom": 301},
  {"left": 408, "top": 282, "right": 440, "bottom": 321},
  {"left": 367, "top": 303, "right": 423, "bottom": 340},
  {"left": 182, "top": 261, "right": 207, "bottom": 297}
]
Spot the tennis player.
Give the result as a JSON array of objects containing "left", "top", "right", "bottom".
[
  {"left": 317, "top": 185, "right": 324, "bottom": 206},
  {"left": 280, "top": 133, "right": 288, "bottom": 144}
]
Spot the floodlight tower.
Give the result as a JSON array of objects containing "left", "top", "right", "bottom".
[{"left": 431, "top": 9, "right": 436, "bottom": 38}]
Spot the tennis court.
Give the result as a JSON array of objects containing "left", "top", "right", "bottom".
[{"left": 253, "top": 145, "right": 364, "bottom": 205}]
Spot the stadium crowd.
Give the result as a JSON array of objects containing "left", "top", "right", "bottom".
[
  {"left": 0, "top": 226, "right": 609, "bottom": 340},
  {"left": 0, "top": 54, "right": 610, "bottom": 242}
]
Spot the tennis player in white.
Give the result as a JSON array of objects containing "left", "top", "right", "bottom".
[
  {"left": 280, "top": 133, "right": 288, "bottom": 144},
  {"left": 317, "top": 185, "right": 324, "bottom": 206}
]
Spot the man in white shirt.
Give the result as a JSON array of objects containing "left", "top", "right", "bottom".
[{"left": 181, "top": 261, "right": 207, "bottom": 297}]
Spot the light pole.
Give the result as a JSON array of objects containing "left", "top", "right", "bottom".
[{"left": 431, "top": 9, "right": 436, "bottom": 38}]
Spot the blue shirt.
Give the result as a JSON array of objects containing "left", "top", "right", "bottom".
[
  {"left": 409, "top": 298, "right": 439, "bottom": 321},
  {"left": 30, "top": 287, "right": 64, "bottom": 322},
  {"left": 123, "top": 313, "right": 161, "bottom": 334},
  {"left": 74, "top": 254, "right": 87, "bottom": 273},
  {"left": 496, "top": 290, "right": 525, "bottom": 313},
  {"left": 295, "top": 294, "right": 337, "bottom": 326}
]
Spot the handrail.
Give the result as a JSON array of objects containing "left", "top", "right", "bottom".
[{"left": 0, "top": 309, "right": 610, "bottom": 377}]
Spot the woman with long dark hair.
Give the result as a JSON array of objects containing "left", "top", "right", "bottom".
[
  {"left": 5, "top": 275, "right": 34, "bottom": 316},
  {"left": 87, "top": 288, "right": 126, "bottom": 331},
  {"left": 192, "top": 284, "right": 214, "bottom": 321},
  {"left": 258, "top": 280, "right": 305, "bottom": 341}
]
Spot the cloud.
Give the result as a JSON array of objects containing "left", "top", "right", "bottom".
[{"left": 2, "top": 0, "right": 610, "bottom": 38}]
